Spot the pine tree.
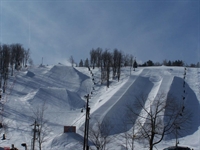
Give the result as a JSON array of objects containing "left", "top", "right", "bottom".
[
  {"left": 84, "top": 58, "right": 89, "bottom": 67},
  {"left": 133, "top": 60, "right": 138, "bottom": 71},
  {"left": 79, "top": 59, "right": 84, "bottom": 67}
]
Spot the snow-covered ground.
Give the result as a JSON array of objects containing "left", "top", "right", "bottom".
[{"left": 0, "top": 64, "right": 199, "bottom": 150}]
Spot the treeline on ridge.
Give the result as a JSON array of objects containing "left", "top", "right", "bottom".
[
  {"left": 78, "top": 48, "right": 137, "bottom": 68},
  {"left": 141, "top": 59, "right": 185, "bottom": 67},
  {"left": 0, "top": 43, "right": 32, "bottom": 93},
  {"left": 78, "top": 48, "right": 137, "bottom": 88}
]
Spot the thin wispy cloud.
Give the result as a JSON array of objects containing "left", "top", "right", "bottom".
[{"left": 0, "top": 0, "right": 199, "bottom": 65}]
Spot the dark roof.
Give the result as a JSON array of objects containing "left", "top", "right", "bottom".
[{"left": 163, "top": 146, "right": 191, "bottom": 150}]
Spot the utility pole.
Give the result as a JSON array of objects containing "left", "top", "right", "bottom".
[
  {"left": 83, "top": 94, "right": 91, "bottom": 150},
  {"left": 31, "top": 120, "right": 39, "bottom": 150}
]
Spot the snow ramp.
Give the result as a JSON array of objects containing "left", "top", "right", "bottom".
[
  {"left": 85, "top": 69, "right": 155, "bottom": 135},
  {"left": 164, "top": 76, "right": 200, "bottom": 139},
  {"left": 28, "top": 87, "right": 86, "bottom": 131},
  {"left": 29, "top": 87, "right": 85, "bottom": 109},
  {"left": 45, "top": 64, "right": 93, "bottom": 96},
  {"left": 51, "top": 133, "right": 83, "bottom": 150}
]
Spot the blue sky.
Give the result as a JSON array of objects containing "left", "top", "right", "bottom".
[{"left": 0, "top": 0, "right": 199, "bottom": 65}]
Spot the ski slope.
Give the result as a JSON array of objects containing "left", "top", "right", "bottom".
[{"left": 0, "top": 64, "right": 199, "bottom": 150}]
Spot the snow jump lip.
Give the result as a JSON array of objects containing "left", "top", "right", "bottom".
[{"left": 165, "top": 76, "right": 200, "bottom": 140}]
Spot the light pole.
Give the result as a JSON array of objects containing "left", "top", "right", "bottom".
[{"left": 21, "top": 143, "right": 27, "bottom": 150}]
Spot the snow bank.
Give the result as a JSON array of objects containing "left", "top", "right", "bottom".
[
  {"left": 29, "top": 87, "right": 85, "bottom": 110},
  {"left": 26, "top": 71, "right": 35, "bottom": 77},
  {"left": 165, "top": 76, "right": 200, "bottom": 139},
  {"left": 2, "top": 66, "right": 200, "bottom": 150},
  {"left": 51, "top": 133, "right": 83, "bottom": 150}
]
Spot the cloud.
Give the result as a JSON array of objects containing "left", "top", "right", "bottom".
[{"left": 0, "top": 0, "right": 199, "bottom": 65}]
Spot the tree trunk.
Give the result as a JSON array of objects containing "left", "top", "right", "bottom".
[
  {"left": 149, "top": 132, "right": 155, "bottom": 150},
  {"left": 3, "top": 80, "right": 6, "bottom": 93},
  {"left": 11, "top": 65, "right": 13, "bottom": 76}
]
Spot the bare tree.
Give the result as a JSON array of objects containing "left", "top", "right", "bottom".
[
  {"left": 70, "top": 55, "right": 74, "bottom": 67},
  {"left": 116, "top": 51, "right": 122, "bottom": 81},
  {"left": 129, "top": 54, "right": 133, "bottom": 75},
  {"left": 10, "top": 43, "right": 30, "bottom": 73},
  {"left": 28, "top": 58, "right": 34, "bottom": 66},
  {"left": 101, "top": 50, "right": 112, "bottom": 88},
  {"left": 10, "top": 44, "right": 16, "bottom": 76},
  {"left": 0, "top": 44, "right": 3, "bottom": 88},
  {"left": 1, "top": 44, "right": 10, "bottom": 93},
  {"left": 112, "top": 49, "right": 118, "bottom": 79},
  {"left": 123, "top": 54, "right": 130, "bottom": 67},
  {"left": 96, "top": 48, "right": 102, "bottom": 68},
  {"left": 24, "top": 48, "right": 30, "bottom": 67},
  {"left": 90, "top": 48, "right": 103, "bottom": 69},
  {"left": 32, "top": 102, "right": 50, "bottom": 150},
  {"left": 0, "top": 43, "right": 30, "bottom": 78},
  {"left": 0, "top": 97, "right": 9, "bottom": 140},
  {"left": 89, "top": 119, "right": 113, "bottom": 150},
  {"left": 13, "top": 43, "right": 24, "bottom": 70},
  {"left": 126, "top": 93, "right": 191, "bottom": 150},
  {"left": 112, "top": 49, "right": 123, "bottom": 81},
  {"left": 90, "top": 49, "right": 97, "bottom": 69},
  {"left": 121, "top": 125, "right": 138, "bottom": 150}
]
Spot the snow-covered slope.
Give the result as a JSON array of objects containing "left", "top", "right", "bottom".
[{"left": 0, "top": 65, "right": 199, "bottom": 150}]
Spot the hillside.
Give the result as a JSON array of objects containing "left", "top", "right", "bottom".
[{"left": 0, "top": 64, "right": 199, "bottom": 150}]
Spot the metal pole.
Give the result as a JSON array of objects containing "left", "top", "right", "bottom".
[
  {"left": 83, "top": 94, "right": 90, "bottom": 150},
  {"left": 83, "top": 112, "right": 87, "bottom": 150},
  {"left": 86, "top": 106, "right": 90, "bottom": 150}
]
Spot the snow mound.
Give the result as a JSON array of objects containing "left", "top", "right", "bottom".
[
  {"left": 45, "top": 64, "right": 92, "bottom": 94},
  {"left": 38, "top": 64, "right": 48, "bottom": 68},
  {"left": 165, "top": 76, "right": 200, "bottom": 139},
  {"left": 51, "top": 133, "right": 83, "bottom": 150},
  {"left": 29, "top": 87, "right": 85, "bottom": 109},
  {"left": 48, "top": 65, "right": 78, "bottom": 81},
  {"left": 26, "top": 71, "right": 35, "bottom": 77}
]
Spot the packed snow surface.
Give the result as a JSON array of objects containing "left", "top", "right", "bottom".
[{"left": 0, "top": 64, "right": 200, "bottom": 150}]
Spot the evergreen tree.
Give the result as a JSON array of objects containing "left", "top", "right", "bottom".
[
  {"left": 84, "top": 58, "right": 89, "bottom": 67},
  {"left": 167, "top": 60, "right": 171, "bottom": 66},
  {"left": 133, "top": 60, "right": 138, "bottom": 71},
  {"left": 146, "top": 60, "right": 154, "bottom": 66},
  {"left": 196, "top": 62, "right": 200, "bottom": 68},
  {"left": 172, "top": 60, "right": 184, "bottom": 66},
  {"left": 79, "top": 59, "right": 84, "bottom": 67}
]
